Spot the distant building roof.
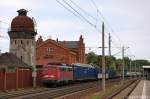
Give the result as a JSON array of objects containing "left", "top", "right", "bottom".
[
  {"left": 143, "top": 66, "right": 150, "bottom": 69},
  {"left": 59, "top": 41, "right": 78, "bottom": 49},
  {"left": 0, "top": 53, "right": 29, "bottom": 68}
]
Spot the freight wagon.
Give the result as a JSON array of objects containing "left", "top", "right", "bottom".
[
  {"left": 42, "top": 63, "right": 119, "bottom": 86},
  {"left": 72, "top": 63, "right": 98, "bottom": 81}
]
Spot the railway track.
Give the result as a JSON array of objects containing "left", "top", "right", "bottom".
[
  {"left": 0, "top": 87, "right": 51, "bottom": 99},
  {"left": 107, "top": 78, "right": 140, "bottom": 99},
  {"left": 0, "top": 79, "right": 120, "bottom": 99}
]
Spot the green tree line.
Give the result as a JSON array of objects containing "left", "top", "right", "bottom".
[{"left": 86, "top": 52, "right": 150, "bottom": 72}]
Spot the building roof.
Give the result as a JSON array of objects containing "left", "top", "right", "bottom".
[
  {"left": 143, "top": 66, "right": 150, "bottom": 69},
  {"left": 10, "top": 9, "right": 34, "bottom": 32},
  {"left": 0, "top": 53, "right": 29, "bottom": 68},
  {"left": 59, "top": 41, "right": 78, "bottom": 49},
  {"left": 36, "top": 38, "right": 69, "bottom": 50}
]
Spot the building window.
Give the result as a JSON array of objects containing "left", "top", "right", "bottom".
[
  {"left": 21, "top": 40, "right": 23, "bottom": 44},
  {"left": 27, "top": 40, "right": 29, "bottom": 45},
  {"left": 21, "top": 56, "right": 23, "bottom": 61},
  {"left": 15, "top": 40, "right": 17, "bottom": 44},
  {"left": 44, "top": 55, "right": 53, "bottom": 59},
  {"left": 47, "top": 48, "right": 54, "bottom": 53}
]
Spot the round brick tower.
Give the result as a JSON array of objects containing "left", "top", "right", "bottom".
[{"left": 8, "top": 9, "right": 37, "bottom": 66}]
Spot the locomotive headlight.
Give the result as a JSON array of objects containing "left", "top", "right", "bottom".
[
  {"left": 50, "top": 75, "right": 55, "bottom": 78},
  {"left": 43, "top": 75, "right": 55, "bottom": 78},
  {"left": 44, "top": 75, "right": 49, "bottom": 78}
]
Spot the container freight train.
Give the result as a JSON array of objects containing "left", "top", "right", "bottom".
[{"left": 42, "top": 63, "right": 118, "bottom": 85}]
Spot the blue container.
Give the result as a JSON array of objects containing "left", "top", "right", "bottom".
[
  {"left": 87, "top": 67, "right": 96, "bottom": 80},
  {"left": 108, "top": 69, "right": 117, "bottom": 79},
  {"left": 72, "top": 64, "right": 88, "bottom": 81}
]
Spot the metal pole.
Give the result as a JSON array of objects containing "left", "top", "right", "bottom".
[
  {"left": 102, "top": 22, "right": 106, "bottom": 91},
  {"left": 130, "top": 59, "right": 132, "bottom": 78},
  {"left": 135, "top": 61, "right": 136, "bottom": 77},
  {"left": 130, "top": 59, "right": 131, "bottom": 73},
  {"left": 138, "top": 65, "right": 141, "bottom": 78},
  {"left": 108, "top": 33, "right": 111, "bottom": 56},
  {"left": 122, "top": 46, "right": 125, "bottom": 82}
]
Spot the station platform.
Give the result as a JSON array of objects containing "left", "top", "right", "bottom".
[{"left": 128, "top": 80, "right": 150, "bottom": 99}]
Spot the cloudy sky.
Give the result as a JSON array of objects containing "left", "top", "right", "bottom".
[{"left": 0, "top": 0, "right": 150, "bottom": 61}]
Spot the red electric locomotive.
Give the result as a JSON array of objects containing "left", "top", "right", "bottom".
[{"left": 42, "top": 63, "right": 73, "bottom": 85}]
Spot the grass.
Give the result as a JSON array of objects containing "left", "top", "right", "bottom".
[{"left": 86, "top": 79, "right": 134, "bottom": 99}]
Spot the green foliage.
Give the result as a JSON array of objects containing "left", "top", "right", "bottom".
[
  {"left": 86, "top": 52, "right": 99, "bottom": 66},
  {"left": 105, "top": 56, "right": 116, "bottom": 70},
  {"left": 0, "top": 67, "right": 6, "bottom": 72},
  {"left": 132, "top": 60, "right": 150, "bottom": 71},
  {"left": 86, "top": 52, "right": 150, "bottom": 72}
]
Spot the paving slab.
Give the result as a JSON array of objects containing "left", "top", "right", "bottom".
[{"left": 129, "top": 80, "right": 150, "bottom": 99}]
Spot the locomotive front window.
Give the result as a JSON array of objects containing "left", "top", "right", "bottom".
[
  {"left": 60, "top": 67, "right": 69, "bottom": 72},
  {"left": 60, "top": 67, "right": 65, "bottom": 71},
  {"left": 44, "top": 66, "right": 57, "bottom": 70},
  {"left": 68, "top": 68, "right": 73, "bottom": 71}
]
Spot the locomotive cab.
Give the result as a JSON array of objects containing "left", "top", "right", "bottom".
[{"left": 42, "top": 63, "right": 73, "bottom": 86}]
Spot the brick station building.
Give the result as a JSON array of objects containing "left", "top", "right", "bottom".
[{"left": 36, "top": 35, "right": 85, "bottom": 65}]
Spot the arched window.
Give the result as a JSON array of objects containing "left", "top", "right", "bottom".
[
  {"left": 27, "top": 40, "right": 29, "bottom": 45},
  {"left": 21, "top": 40, "right": 23, "bottom": 44},
  {"left": 15, "top": 40, "right": 17, "bottom": 44},
  {"left": 21, "top": 56, "right": 23, "bottom": 61}
]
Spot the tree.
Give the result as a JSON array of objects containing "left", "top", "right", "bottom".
[
  {"left": 86, "top": 52, "right": 99, "bottom": 66},
  {"left": 86, "top": 52, "right": 150, "bottom": 73},
  {"left": 132, "top": 59, "right": 150, "bottom": 72},
  {"left": 124, "top": 57, "right": 130, "bottom": 71},
  {"left": 86, "top": 52, "right": 117, "bottom": 69},
  {"left": 105, "top": 56, "right": 116, "bottom": 70},
  {"left": 116, "top": 58, "right": 122, "bottom": 73}
]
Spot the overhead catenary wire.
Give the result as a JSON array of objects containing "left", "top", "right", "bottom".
[
  {"left": 55, "top": 0, "right": 85, "bottom": 22},
  {"left": 57, "top": 0, "right": 118, "bottom": 53},
  {"left": 68, "top": 0, "right": 103, "bottom": 31},
  {"left": 90, "top": 1, "right": 123, "bottom": 50},
  {"left": 90, "top": 0, "right": 125, "bottom": 46},
  {"left": 0, "top": 20, "right": 9, "bottom": 25},
  {"left": 61, "top": 0, "right": 96, "bottom": 27},
  {"left": 0, "top": 20, "right": 9, "bottom": 39},
  {"left": 68, "top": 0, "right": 97, "bottom": 21},
  {"left": 60, "top": 1, "right": 109, "bottom": 38},
  {"left": 56, "top": 0, "right": 133, "bottom": 58},
  {"left": 58, "top": 0, "right": 110, "bottom": 37}
]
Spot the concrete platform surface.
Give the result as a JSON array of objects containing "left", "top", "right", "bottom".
[{"left": 129, "top": 80, "right": 150, "bottom": 99}]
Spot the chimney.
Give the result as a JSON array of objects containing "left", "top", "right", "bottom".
[
  {"left": 79, "top": 35, "right": 83, "bottom": 42},
  {"left": 36, "top": 36, "right": 43, "bottom": 45}
]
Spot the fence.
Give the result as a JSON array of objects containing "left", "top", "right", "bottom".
[
  {"left": 0, "top": 68, "right": 32, "bottom": 91},
  {"left": 0, "top": 68, "right": 43, "bottom": 91}
]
